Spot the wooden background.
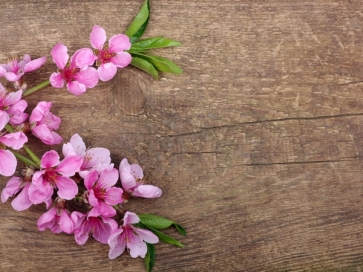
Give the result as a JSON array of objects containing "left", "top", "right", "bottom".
[{"left": 1, "top": 0, "right": 363, "bottom": 271}]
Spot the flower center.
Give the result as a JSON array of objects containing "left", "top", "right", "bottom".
[
  {"left": 60, "top": 63, "right": 80, "bottom": 83},
  {"left": 43, "top": 169, "right": 59, "bottom": 185},
  {"left": 96, "top": 45, "right": 117, "bottom": 65}
]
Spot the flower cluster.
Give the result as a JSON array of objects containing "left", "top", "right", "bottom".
[{"left": 0, "top": 3, "right": 185, "bottom": 268}]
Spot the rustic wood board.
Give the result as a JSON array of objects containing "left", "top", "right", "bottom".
[{"left": 1, "top": 0, "right": 363, "bottom": 271}]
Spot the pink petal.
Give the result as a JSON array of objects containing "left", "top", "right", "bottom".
[
  {"left": 123, "top": 211, "right": 140, "bottom": 226},
  {"left": 51, "top": 43, "right": 69, "bottom": 69},
  {"left": 1, "top": 176, "right": 22, "bottom": 203},
  {"left": 0, "top": 132, "right": 28, "bottom": 150},
  {"left": 133, "top": 227, "right": 159, "bottom": 244},
  {"left": 119, "top": 159, "right": 137, "bottom": 191},
  {"left": 3, "top": 89, "right": 22, "bottom": 106},
  {"left": 130, "top": 163, "right": 144, "bottom": 179},
  {"left": 98, "top": 168, "right": 119, "bottom": 189},
  {"left": 88, "top": 202, "right": 116, "bottom": 218},
  {"left": 0, "top": 110, "right": 10, "bottom": 131},
  {"left": 69, "top": 133, "right": 86, "bottom": 156},
  {"left": 32, "top": 124, "right": 57, "bottom": 145},
  {"left": 56, "top": 176, "right": 78, "bottom": 200},
  {"left": 88, "top": 189, "right": 99, "bottom": 207},
  {"left": 56, "top": 155, "right": 83, "bottom": 176},
  {"left": 37, "top": 207, "right": 56, "bottom": 231},
  {"left": 22, "top": 54, "right": 31, "bottom": 63},
  {"left": 92, "top": 217, "right": 115, "bottom": 244},
  {"left": 109, "top": 34, "right": 131, "bottom": 51},
  {"left": 23, "top": 56, "right": 46, "bottom": 72},
  {"left": 0, "top": 150, "right": 17, "bottom": 176},
  {"left": 74, "top": 48, "right": 97, "bottom": 67},
  {"left": 29, "top": 182, "right": 53, "bottom": 205},
  {"left": 40, "top": 150, "right": 60, "bottom": 168},
  {"left": 11, "top": 183, "right": 32, "bottom": 211},
  {"left": 90, "top": 25, "right": 107, "bottom": 50},
  {"left": 98, "top": 63, "right": 117, "bottom": 81},
  {"left": 50, "top": 131, "right": 63, "bottom": 144},
  {"left": 4, "top": 72, "right": 23, "bottom": 82},
  {"left": 0, "top": 66, "right": 6, "bottom": 76},
  {"left": 128, "top": 234, "right": 147, "bottom": 258},
  {"left": 104, "top": 187, "right": 123, "bottom": 205},
  {"left": 82, "top": 147, "right": 111, "bottom": 171},
  {"left": 108, "top": 229, "right": 126, "bottom": 259},
  {"left": 84, "top": 170, "right": 98, "bottom": 190},
  {"left": 29, "top": 101, "right": 51, "bottom": 123},
  {"left": 111, "top": 52, "right": 132, "bottom": 68},
  {"left": 67, "top": 81, "right": 87, "bottom": 96},
  {"left": 133, "top": 185, "right": 162, "bottom": 198},
  {"left": 59, "top": 210, "right": 74, "bottom": 234},
  {"left": 77, "top": 67, "right": 99, "bottom": 88},
  {"left": 50, "top": 72, "right": 64, "bottom": 88},
  {"left": 71, "top": 211, "right": 86, "bottom": 230}
]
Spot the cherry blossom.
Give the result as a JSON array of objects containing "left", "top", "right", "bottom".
[
  {"left": 1, "top": 176, "right": 32, "bottom": 211},
  {"left": 84, "top": 169, "right": 123, "bottom": 218},
  {"left": 119, "top": 158, "right": 162, "bottom": 199},
  {"left": 76, "top": 25, "right": 131, "bottom": 81},
  {"left": 0, "top": 83, "right": 28, "bottom": 125},
  {"left": 50, "top": 44, "right": 99, "bottom": 96},
  {"left": 108, "top": 211, "right": 159, "bottom": 259},
  {"left": 28, "top": 150, "right": 83, "bottom": 204},
  {"left": 62, "top": 133, "right": 113, "bottom": 178},
  {"left": 0, "top": 54, "right": 46, "bottom": 82},
  {"left": 71, "top": 211, "right": 118, "bottom": 245},
  {"left": 29, "top": 101, "right": 63, "bottom": 145}
]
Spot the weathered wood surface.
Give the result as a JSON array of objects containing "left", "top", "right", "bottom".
[{"left": 2, "top": 0, "right": 363, "bottom": 271}]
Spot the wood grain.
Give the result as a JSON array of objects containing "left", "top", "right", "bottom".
[{"left": 2, "top": 0, "right": 363, "bottom": 271}]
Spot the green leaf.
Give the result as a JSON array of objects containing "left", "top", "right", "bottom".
[
  {"left": 139, "top": 214, "right": 174, "bottom": 229},
  {"left": 131, "top": 37, "right": 181, "bottom": 51},
  {"left": 135, "top": 222, "right": 184, "bottom": 248},
  {"left": 144, "top": 243, "right": 155, "bottom": 272},
  {"left": 139, "top": 214, "right": 187, "bottom": 236},
  {"left": 125, "top": 0, "right": 150, "bottom": 43},
  {"left": 131, "top": 57, "right": 159, "bottom": 79},
  {"left": 132, "top": 53, "right": 183, "bottom": 74}
]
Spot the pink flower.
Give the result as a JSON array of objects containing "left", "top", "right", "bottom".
[
  {"left": 1, "top": 176, "right": 33, "bottom": 211},
  {"left": 50, "top": 44, "right": 99, "bottom": 96},
  {"left": 0, "top": 83, "right": 28, "bottom": 125},
  {"left": 37, "top": 205, "right": 74, "bottom": 234},
  {"left": 76, "top": 25, "right": 131, "bottom": 81},
  {"left": 29, "top": 101, "right": 63, "bottom": 145},
  {"left": 119, "top": 158, "right": 162, "bottom": 199},
  {"left": 0, "top": 111, "right": 28, "bottom": 176},
  {"left": 0, "top": 54, "right": 46, "bottom": 82},
  {"left": 71, "top": 211, "right": 117, "bottom": 245},
  {"left": 62, "top": 133, "right": 113, "bottom": 178},
  {"left": 84, "top": 169, "right": 123, "bottom": 218},
  {"left": 108, "top": 211, "right": 159, "bottom": 259},
  {"left": 28, "top": 150, "right": 83, "bottom": 204}
]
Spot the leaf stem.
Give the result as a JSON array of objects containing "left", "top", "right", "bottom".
[
  {"left": 9, "top": 150, "right": 39, "bottom": 168},
  {"left": 22, "top": 145, "right": 41, "bottom": 168},
  {"left": 22, "top": 80, "right": 50, "bottom": 97}
]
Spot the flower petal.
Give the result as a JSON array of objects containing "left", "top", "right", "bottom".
[
  {"left": 132, "top": 184, "right": 162, "bottom": 198},
  {"left": 11, "top": 183, "right": 33, "bottom": 211},
  {"left": 111, "top": 52, "right": 132, "bottom": 68},
  {"left": 84, "top": 170, "right": 98, "bottom": 190},
  {"left": 56, "top": 176, "right": 78, "bottom": 200},
  {"left": 59, "top": 210, "right": 74, "bottom": 234},
  {"left": 128, "top": 234, "right": 147, "bottom": 258},
  {"left": 123, "top": 211, "right": 140, "bottom": 226},
  {"left": 109, "top": 34, "right": 131, "bottom": 52},
  {"left": 0, "top": 150, "right": 17, "bottom": 176},
  {"left": 51, "top": 43, "right": 69, "bottom": 69},
  {"left": 119, "top": 158, "right": 137, "bottom": 191},
  {"left": 4, "top": 72, "right": 23, "bottom": 82},
  {"left": 98, "top": 63, "right": 117, "bottom": 81},
  {"left": 1, "top": 176, "right": 22, "bottom": 203},
  {"left": 0, "top": 110, "right": 10, "bottom": 131},
  {"left": 50, "top": 72, "right": 65, "bottom": 88},
  {"left": 67, "top": 81, "right": 87, "bottom": 96},
  {"left": 77, "top": 67, "right": 99, "bottom": 88},
  {"left": 74, "top": 48, "right": 97, "bottom": 67},
  {"left": 0, "top": 132, "right": 28, "bottom": 150},
  {"left": 98, "top": 168, "right": 119, "bottom": 189},
  {"left": 104, "top": 187, "right": 123, "bottom": 205},
  {"left": 133, "top": 227, "right": 159, "bottom": 244},
  {"left": 57, "top": 155, "right": 83, "bottom": 176},
  {"left": 90, "top": 25, "right": 107, "bottom": 50},
  {"left": 108, "top": 229, "right": 126, "bottom": 259},
  {"left": 23, "top": 56, "right": 46, "bottom": 72},
  {"left": 40, "top": 150, "right": 60, "bottom": 168},
  {"left": 32, "top": 124, "right": 58, "bottom": 145},
  {"left": 29, "top": 182, "right": 53, "bottom": 205}
]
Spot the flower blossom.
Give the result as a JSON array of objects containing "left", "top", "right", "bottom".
[
  {"left": 28, "top": 150, "right": 83, "bottom": 204},
  {"left": 119, "top": 158, "right": 162, "bottom": 199},
  {"left": 0, "top": 83, "right": 28, "bottom": 125},
  {"left": 71, "top": 211, "right": 117, "bottom": 245},
  {"left": 0, "top": 54, "right": 46, "bottom": 82},
  {"left": 37, "top": 201, "right": 74, "bottom": 234},
  {"left": 0, "top": 111, "right": 28, "bottom": 176},
  {"left": 76, "top": 25, "right": 131, "bottom": 81},
  {"left": 62, "top": 133, "right": 113, "bottom": 178},
  {"left": 108, "top": 211, "right": 159, "bottom": 259},
  {"left": 50, "top": 43, "right": 99, "bottom": 96},
  {"left": 29, "top": 101, "right": 62, "bottom": 145},
  {"left": 1, "top": 176, "right": 32, "bottom": 211},
  {"left": 84, "top": 169, "right": 123, "bottom": 218}
]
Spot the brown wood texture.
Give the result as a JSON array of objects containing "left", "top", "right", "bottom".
[{"left": 1, "top": 0, "right": 363, "bottom": 271}]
